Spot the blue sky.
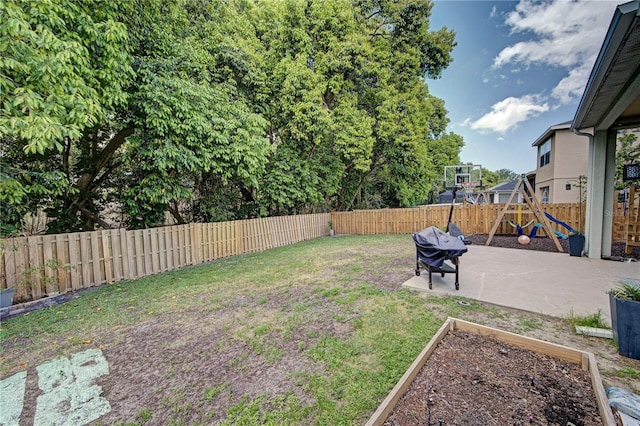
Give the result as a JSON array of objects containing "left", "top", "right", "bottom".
[{"left": 427, "top": 0, "right": 621, "bottom": 175}]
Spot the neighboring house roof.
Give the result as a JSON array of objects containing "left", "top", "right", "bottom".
[
  {"left": 531, "top": 121, "right": 573, "bottom": 147},
  {"left": 487, "top": 180, "right": 517, "bottom": 192},
  {"left": 437, "top": 190, "right": 464, "bottom": 203},
  {"left": 572, "top": 0, "right": 640, "bottom": 131}
]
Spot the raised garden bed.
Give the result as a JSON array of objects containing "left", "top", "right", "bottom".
[{"left": 366, "top": 318, "right": 615, "bottom": 426}]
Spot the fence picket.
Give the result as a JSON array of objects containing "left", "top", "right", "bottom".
[
  {"left": 111, "top": 229, "right": 127, "bottom": 281},
  {"left": 203, "top": 223, "right": 210, "bottom": 261},
  {"left": 150, "top": 228, "right": 160, "bottom": 274},
  {"left": 163, "top": 228, "right": 172, "bottom": 271},
  {"left": 2, "top": 238, "right": 20, "bottom": 290},
  {"left": 27, "top": 237, "right": 43, "bottom": 300},
  {"left": 13, "top": 239, "right": 27, "bottom": 299},
  {"left": 42, "top": 235, "right": 56, "bottom": 294},
  {"left": 158, "top": 228, "right": 167, "bottom": 273},
  {"left": 126, "top": 231, "right": 136, "bottom": 279},
  {"left": 55, "top": 234, "right": 70, "bottom": 292},
  {"left": 169, "top": 227, "right": 177, "bottom": 268},
  {"left": 69, "top": 233, "right": 82, "bottom": 289},
  {"left": 87, "top": 232, "right": 99, "bottom": 286},
  {"left": 102, "top": 230, "right": 113, "bottom": 284},
  {"left": 0, "top": 243, "right": 7, "bottom": 289},
  {"left": 133, "top": 230, "right": 143, "bottom": 277},
  {"left": 80, "top": 233, "right": 90, "bottom": 286}
]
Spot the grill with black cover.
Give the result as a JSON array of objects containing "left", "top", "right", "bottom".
[{"left": 412, "top": 226, "right": 468, "bottom": 290}]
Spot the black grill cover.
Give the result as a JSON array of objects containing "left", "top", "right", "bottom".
[{"left": 412, "top": 226, "right": 467, "bottom": 268}]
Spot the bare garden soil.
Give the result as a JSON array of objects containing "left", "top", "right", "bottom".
[
  {"left": 467, "top": 234, "right": 639, "bottom": 260},
  {"left": 384, "top": 330, "right": 601, "bottom": 425}
]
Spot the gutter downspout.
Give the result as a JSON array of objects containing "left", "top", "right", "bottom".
[
  {"left": 571, "top": 128, "right": 594, "bottom": 256},
  {"left": 572, "top": 128, "right": 594, "bottom": 148},
  {"left": 571, "top": 128, "right": 593, "bottom": 141}
]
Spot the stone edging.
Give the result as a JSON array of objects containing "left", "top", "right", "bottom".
[{"left": 0, "top": 293, "right": 79, "bottom": 321}]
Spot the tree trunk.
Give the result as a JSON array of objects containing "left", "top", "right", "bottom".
[{"left": 73, "top": 124, "right": 134, "bottom": 229}]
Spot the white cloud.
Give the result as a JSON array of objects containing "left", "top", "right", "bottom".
[
  {"left": 551, "top": 59, "right": 595, "bottom": 105},
  {"left": 490, "top": 0, "right": 619, "bottom": 106},
  {"left": 465, "top": 95, "right": 549, "bottom": 134},
  {"left": 494, "top": 0, "right": 616, "bottom": 69}
]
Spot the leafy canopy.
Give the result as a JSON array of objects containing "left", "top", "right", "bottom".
[{"left": 1, "top": 0, "right": 462, "bottom": 235}]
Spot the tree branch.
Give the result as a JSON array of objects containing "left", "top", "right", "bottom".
[
  {"left": 72, "top": 124, "right": 134, "bottom": 230},
  {"left": 63, "top": 137, "right": 71, "bottom": 177},
  {"left": 366, "top": 10, "right": 381, "bottom": 20},
  {"left": 342, "top": 156, "right": 383, "bottom": 211},
  {"left": 73, "top": 202, "right": 113, "bottom": 229},
  {"left": 168, "top": 201, "right": 186, "bottom": 224},
  {"left": 93, "top": 160, "right": 123, "bottom": 189},
  {"left": 77, "top": 123, "right": 134, "bottom": 193}
]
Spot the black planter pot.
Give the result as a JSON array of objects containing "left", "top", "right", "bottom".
[
  {"left": 0, "top": 288, "right": 15, "bottom": 308},
  {"left": 609, "top": 293, "right": 640, "bottom": 360},
  {"left": 568, "top": 234, "right": 585, "bottom": 257}
]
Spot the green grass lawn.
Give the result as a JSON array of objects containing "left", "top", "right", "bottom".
[{"left": 1, "top": 235, "right": 636, "bottom": 425}]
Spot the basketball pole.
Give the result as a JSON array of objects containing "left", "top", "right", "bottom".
[{"left": 446, "top": 187, "right": 457, "bottom": 232}]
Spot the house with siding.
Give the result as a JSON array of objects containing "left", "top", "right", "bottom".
[
  {"left": 483, "top": 180, "right": 522, "bottom": 204},
  {"left": 531, "top": 121, "right": 588, "bottom": 204}
]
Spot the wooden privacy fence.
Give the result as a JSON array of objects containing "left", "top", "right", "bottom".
[
  {"left": 624, "top": 186, "right": 640, "bottom": 253},
  {"left": 1, "top": 213, "right": 329, "bottom": 302},
  {"left": 2, "top": 201, "right": 635, "bottom": 303},
  {"left": 331, "top": 202, "right": 630, "bottom": 241}
]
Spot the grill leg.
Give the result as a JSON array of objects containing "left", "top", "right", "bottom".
[
  {"left": 428, "top": 266, "right": 433, "bottom": 289},
  {"left": 454, "top": 257, "right": 460, "bottom": 290}
]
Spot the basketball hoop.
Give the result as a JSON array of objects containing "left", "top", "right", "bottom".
[
  {"left": 460, "top": 181, "right": 479, "bottom": 194},
  {"left": 460, "top": 181, "right": 478, "bottom": 204}
]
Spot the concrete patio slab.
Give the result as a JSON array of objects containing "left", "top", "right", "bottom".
[{"left": 402, "top": 245, "right": 639, "bottom": 326}]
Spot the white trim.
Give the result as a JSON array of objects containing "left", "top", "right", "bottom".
[{"left": 598, "top": 71, "right": 640, "bottom": 129}]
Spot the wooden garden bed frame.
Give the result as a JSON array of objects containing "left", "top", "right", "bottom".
[{"left": 365, "top": 317, "right": 615, "bottom": 426}]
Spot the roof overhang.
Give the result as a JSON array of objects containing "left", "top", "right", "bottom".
[
  {"left": 572, "top": 1, "right": 640, "bottom": 132},
  {"left": 531, "top": 121, "right": 572, "bottom": 147}
]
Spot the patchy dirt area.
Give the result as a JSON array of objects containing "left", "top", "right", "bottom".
[
  {"left": 1, "top": 235, "right": 638, "bottom": 425},
  {"left": 384, "top": 330, "right": 601, "bottom": 425},
  {"left": 11, "top": 293, "right": 637, "bottom": 425}
]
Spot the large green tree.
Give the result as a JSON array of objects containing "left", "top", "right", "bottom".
[
  {"left": 1, "top": 0, "right": 270, "bottom": 232},
  {"left": 344, "top": 0, "right": 460, "bottom": 208},
  {"left": 1, "top": 0, "right": 462, "bottom": 235},
  {"left": 255, "top": 0, "right": 460, "bottom": 213},
  {"left": 120, "top": 0, "right": 270, "bottom": 227},
  {"left": 253, "top": 0, "right": 376, "bottom": 215},
  {"left": 1, "top": 0, "right": 133, "bottom": 233}
]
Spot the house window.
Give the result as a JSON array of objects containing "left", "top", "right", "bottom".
[
  {"left": 539, "top": 139, "right": 551, "bottom": 167},
  {"left": 541, "top": 186, "right": 549, "bottom": 203}
]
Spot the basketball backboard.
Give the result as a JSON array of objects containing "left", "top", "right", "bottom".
[{"left": 444, "top": 165, "right": 482, "bottom": 189}]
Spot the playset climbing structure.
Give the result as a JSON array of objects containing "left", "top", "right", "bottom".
[{"left": 486, "top": 175, "right": 564, "bottom": 252}]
